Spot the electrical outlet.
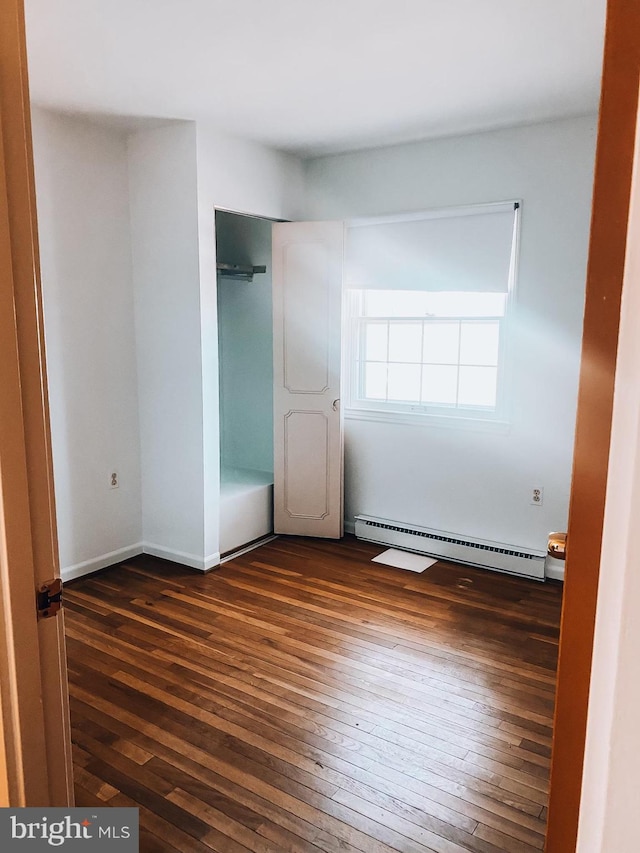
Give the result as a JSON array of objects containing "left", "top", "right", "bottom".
[
  {"left": 109, "top": 471, "right": 119, "bottom": 489},
  {"left": 531, "top": 486, "right": 544, "bottom": 506}
]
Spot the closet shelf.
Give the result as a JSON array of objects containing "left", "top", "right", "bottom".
[{"left": 216, "top": 262, "right": 267, "bottom": 282}]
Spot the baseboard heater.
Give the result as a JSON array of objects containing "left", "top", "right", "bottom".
[{"left": 354, "top": 514, "right": 545, "bottom": 580}]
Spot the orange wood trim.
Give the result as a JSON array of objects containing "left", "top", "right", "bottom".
[
  {"left": 0, "top": 0, "right": 59, "bottom": 581},
  {"left": 0, "top": 0, "right": 73, "bottom": 805},
  {"left": 546, "top": 1, "right": 640, "bottom": 850},
  {"left": 0, "top": 84, "right": 49, "bottom": 809},
  {"left": 0, "top": 680, "right": 9, "bottom": 805}
]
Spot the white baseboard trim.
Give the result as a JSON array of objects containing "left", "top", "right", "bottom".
[
  {"left": 544, "top": 554, "right": 565, "bottom": 581},
  {"left": 142, "top": 542, "right": 220, "bottom": 573},
  {"left": 61, "top": 543, "right": 143, "bottom": 583},
  {"left": 344, "top": 519, "right": 356, "bottom": 536},
  {"left": 545, "top": 564, "right": 565, "bottom": 581},
  {"left": 203, "top": 552, "right": 222, "bottom": 572}
]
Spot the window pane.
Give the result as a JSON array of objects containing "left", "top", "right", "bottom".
[
  {"left": 421, "top": 365, "right": 458, "bottom": 405},
  {"left": 387, "top": 363, "right": 421, "bottom": 402},
  {"left": 458, "top": 366, "right": 497, "bottom": 407},
  {"left": 460, "top": 323, "right": 500, "bottom": 366},
  {"left": 423, "top": 322, "right": 459, "bottom": 364},
  {"left": 364, "top": 362, "right": 387, "bottom": 399},
  {"left": 364, "top": 290, "right": 429, "bottom": 317},
  {"left": 352, "top": 288, "right": 506, "bottom": 418},
  {"left": 365, "top": 322, "right": 388, "bottom": 361},
  {"left": 388, "top": 323, "right": 422, "bottom": 362}
]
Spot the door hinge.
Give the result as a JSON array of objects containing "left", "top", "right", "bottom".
[{"left": 36, "top": 578, "right": 63, "bottom": 619}]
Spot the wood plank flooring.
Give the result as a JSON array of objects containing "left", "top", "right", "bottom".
[{"left": 64, "top": 536, "right": 562, "bottom": 852}]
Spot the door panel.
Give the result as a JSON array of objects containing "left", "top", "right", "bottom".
[
  {"left": 282, "top": 242, "right": 330, "bottom": 392},
  {"left": 0, "top": 0, "right": 73, "bottom": 806},
  {"left": 284, "top": 410, "right": 330, "bottom": 519},
  {"left": 273, "top": 221, "right": 344, "bottom": 538}
]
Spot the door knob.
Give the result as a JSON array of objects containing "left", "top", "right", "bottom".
[
  {"left": 547, "top": 532, "right": 567, "bottom": 560},
  {"left": 332, "top": 398, "right": 340, "bottom": 411}
]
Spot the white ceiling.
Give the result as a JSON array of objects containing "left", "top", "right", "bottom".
[{"left": 24, "top": 0, "right": 607, "bottom": 157}]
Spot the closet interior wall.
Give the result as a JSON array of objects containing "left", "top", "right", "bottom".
[{"left": 215, "top": 210, "right": 275, "bottom": 554}]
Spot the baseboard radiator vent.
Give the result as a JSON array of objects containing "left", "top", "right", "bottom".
[{"left": 354, "top": 515, "right": 545, "bottom": 580}]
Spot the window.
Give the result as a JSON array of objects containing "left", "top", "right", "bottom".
[
  {"left": 347, "top": 290, "right": 507, "bottom": 419},
  {"left": 344, "top": 202, "right": 518, "bottom": 425}
]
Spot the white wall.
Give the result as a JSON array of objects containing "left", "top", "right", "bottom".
[
  {"left": 305, "top": 116, "right": 597, "bottom": 553},
  {"left": 577, "top": 105, "right": 640, "bottom": 853},
  {"left": 128, "top": 122, "right": 208, "bottom": 568},
  {"left": 32, "top": 109, "right": 142, "bottom": 579},
  {"left": 32, "top": 110, "right": 304, "bottom": 576}
]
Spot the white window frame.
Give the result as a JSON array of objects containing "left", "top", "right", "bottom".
[{"left": 343, "top": 202, "right": 519, "bottom": 432}]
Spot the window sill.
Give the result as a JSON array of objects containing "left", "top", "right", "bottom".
[{"left": 345, "top": 406, "right": 511, "bottom": 433}]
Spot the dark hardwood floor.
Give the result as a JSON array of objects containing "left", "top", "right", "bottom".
[{"left": 64, "top": 536, "right": 562, "bottom": 852}]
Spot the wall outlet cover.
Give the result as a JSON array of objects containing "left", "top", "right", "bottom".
[{"left": 531, "top": 486, "right": 544, "bottom": 506}]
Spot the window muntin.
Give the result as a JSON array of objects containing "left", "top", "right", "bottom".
[{"left": 348, "top": 290, "right": 507, "bottom": 418}]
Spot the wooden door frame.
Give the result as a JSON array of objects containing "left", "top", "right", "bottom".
[
  {"left": 0, "top": 0, "right": 73, "bottom": 806},
  {"left": 546, "top": 1, "right": 640, "bottom": 850}
]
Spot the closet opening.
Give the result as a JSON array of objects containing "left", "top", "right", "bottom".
[{"left": 215, "top": 209, "right": 279, "bottom": 559}]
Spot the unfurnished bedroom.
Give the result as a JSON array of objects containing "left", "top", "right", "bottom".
[{"left": 4, "top": 1, "right": 633, "bottom": 851}]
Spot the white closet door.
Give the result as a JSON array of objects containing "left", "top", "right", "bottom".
[{"left": 272, "top": 221, "right": 344, "bottom": 538}]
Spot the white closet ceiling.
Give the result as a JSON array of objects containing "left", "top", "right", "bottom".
[{"left": 24, "top": 0, "right": 606, "bottom": 156}]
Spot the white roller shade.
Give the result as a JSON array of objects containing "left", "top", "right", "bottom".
[{"left": 346, "top": 202, "right": 518, "bottom": 292}]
